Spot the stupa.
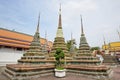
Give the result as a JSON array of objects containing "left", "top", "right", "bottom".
[
  {"left": 69, "top": 33, "right": 76, "bottom": 57},
  {"left": 49, "top": 5, "right": 71, "bottom": 60},
  {"left": 42, "top": 31, "right": 48, "bottom": 53},
  {"left": 74, "top": 16, "right": 100, "bottom": 65},
  {"left": 66, "top": 16, "right": 112, "bottom": 78},
  {"left": 18, "top": 14, "right": 46, "bottom": 64},
  {"left": 78, "top": 15, "right": 90, "bottom": 53},
  {"left": 3, "top": 14, "right": 55, "bottom": 80}
]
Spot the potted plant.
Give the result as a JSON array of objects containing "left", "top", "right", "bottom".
[{"left": 54, "top": 48, "right": 66, "bottom": 77}]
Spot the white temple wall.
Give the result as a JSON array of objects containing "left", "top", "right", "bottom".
[{"left": 0, "top": 47, "right": 25, "bottom": 66}]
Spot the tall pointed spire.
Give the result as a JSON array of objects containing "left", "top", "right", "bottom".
[
  {"left": 31, "top": 13, "right": 41, "bottom": 44},
  {"left": 80, "top": 15, "right": 84, "bottom": 35},
  {"left": 79, "top": 15, "right": 90, "bottom": 53},
  {"left": 42, "top": 30, "right": 48, "bottom": 53},
  {"left": 58, "top": 3, "right": 62, "bottom": 29},
  {"left": 71, "top": 32, "right": 73, "bottom": 40},
  {"left": 45, "top": 30, "right": 48, "bottom": 46},
  {"left": 70, "top": 32, "right": 74, "bottom": 53},
  {"left": 36, "top": 13, "right": 40, "bottom": 33},
  {"left": 23, "top": 13, "right": 42, "bottom": 57},
  {"left": 103, "top": 36, "right": 107, "bottom": 50},
  {"left": 45, "top": 30, "right": 47, "bottom": 40},
  {"left": 117, "top": 30, "right": 120, "bottom": 40},
  {"left": 56, "top": 4, "right": 63, "bottom": 37},
  {"left": 71, "top": 32, "right": 73, "bottom": 46},
  {"left": 108, "top": 41, "right": 111, "bottom": 49},
  {"left": 50, "top": 3, "right": 71, "bottom": 60}
]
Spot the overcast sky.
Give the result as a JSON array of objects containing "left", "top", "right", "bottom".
[{"left": 0, "top": 0, "right": 120, "bottom": 48}]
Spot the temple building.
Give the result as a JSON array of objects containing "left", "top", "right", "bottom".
[
  {"left": 102, "top": 41, "right": 120, "bottom": 52},
  {"left": 0, "top": 27, "right": 52, "bottom": 65}
]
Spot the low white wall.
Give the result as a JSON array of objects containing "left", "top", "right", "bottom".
[{"left": 0, "top": 48, "right": 24, "bottom": 66}]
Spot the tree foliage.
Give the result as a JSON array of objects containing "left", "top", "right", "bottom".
[
  {"left": 54, "top": 48, "right": 64, "bottom": 68},
  {"left": 90, "top": 47, "right": 100, "bottom": 51},
  {"left": 67, "top": 39, "right": 77, "bottom": 51},
  {"left": 67, "top": 40, "right": 72, "bottom": 51}
]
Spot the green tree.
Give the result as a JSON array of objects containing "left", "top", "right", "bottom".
[
  {"left": 67, "top": 39, "right": 77, "bottom": 51},
  {"left": 54, "top": 48, "right": 65, "bottom": 69},
  {"left": 67, "top": 40, "right": 71, "bottom": 51},
  {"left": 90, "top": 47, "right": 100, "bottom": 51}
]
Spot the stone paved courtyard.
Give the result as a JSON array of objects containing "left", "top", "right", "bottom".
[{"left": 0, "top": 65, "right": 120, "bottom": 80}]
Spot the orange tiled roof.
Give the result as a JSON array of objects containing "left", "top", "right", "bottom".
[{"left": 0, "top": 28, "right": 53, "bottom": 49}]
